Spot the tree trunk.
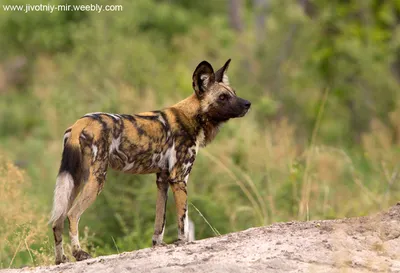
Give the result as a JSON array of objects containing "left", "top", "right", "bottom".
[
  {"left": 228, "top": 0, "right": 244, "bottom": 32},
  {"left": 254, "top": 0, "right": 268, "bottom": 44}
]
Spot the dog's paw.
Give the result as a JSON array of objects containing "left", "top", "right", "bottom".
[
  {"left": 73, "top": 250, "right": 92, "bottom": 261},
  {"left": 55, "top": 254, "right": 70, "bottom": 265},
  {"left": 152, "top": 240, "right": 167, "bottom": 247},
  {"left": 173, "top": 239, "right": 187, "bottom": 246}
]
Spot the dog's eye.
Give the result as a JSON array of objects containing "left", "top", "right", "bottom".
[{"left": 219, "top": 94, "right": 227, "bottom": 101}]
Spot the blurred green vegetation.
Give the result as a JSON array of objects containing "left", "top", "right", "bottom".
[{"left": 1, "top": 0, "right": 400, "bottom": 268}]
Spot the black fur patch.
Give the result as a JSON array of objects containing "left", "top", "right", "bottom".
[
  {"left": 169, "top": 108, "right": 195, "bottom": 139},
  {"left": 135, "top": 114, "right": 159, "bottom": 120},
  {"left": 179, "top": 201, "right": 188, "bottom": 234},
  {"left": 124, "top": 114, "right": 147, "bottom": 136},
  {"left": 58, "top": 144, "right": 82, "bottom": 186}
]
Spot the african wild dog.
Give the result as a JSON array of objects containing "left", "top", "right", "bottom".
[{"left": 49, "top": 59, "right": 251, "bottom": 264}]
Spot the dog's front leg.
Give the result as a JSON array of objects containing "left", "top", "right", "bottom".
[
  {"left": 152, "top": 172, "right": 169, "bottom": 246},
  {"left": 169, "top": 180, "right": 189, "bottom": 244}
]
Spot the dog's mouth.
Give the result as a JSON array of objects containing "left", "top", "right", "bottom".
[{"left": 237, "top": 108, "right": 250, "bottom": 118}]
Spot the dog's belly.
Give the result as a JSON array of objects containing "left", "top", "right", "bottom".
[
  {"left": 103, "top": 114, "right": 174, "bottom": 174},
  {"left": 109, "top": 151, "right": 167, "bottom": 174},
  {"left": 108, "top": 145, "right": 172, "bottom": 175}
]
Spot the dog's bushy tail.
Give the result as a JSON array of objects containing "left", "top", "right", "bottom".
[{"left": 49, "top": 135, "right": 82, "bottom": 225}]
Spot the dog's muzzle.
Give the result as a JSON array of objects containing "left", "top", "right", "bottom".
[{"left": 238, "top": 100, "right": 251, "bottom": 117}]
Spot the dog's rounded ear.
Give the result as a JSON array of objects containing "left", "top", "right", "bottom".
[
  {"left": 215, "top": 59, "right": 231, "bottom": 85},
  {"left": 192, "top": 61, "right": 215, "bottom": 98}
]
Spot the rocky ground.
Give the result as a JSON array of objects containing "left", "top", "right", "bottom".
[{"left": 2, "top": 203, "right": 400, "bottom": 273}]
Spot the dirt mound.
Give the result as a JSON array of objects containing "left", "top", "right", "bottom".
[{"left": 3, "top": 203, "right": 400, "bottom": 273}]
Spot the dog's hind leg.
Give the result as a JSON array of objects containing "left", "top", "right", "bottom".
[
  {"left": 52, "top": 184, "right": 80, "bottom": 264},
  {"left": 52, "top": 216, "right": 69, "bottom": 264},
  {"left": 67, "top": 158, "right": 108, "bottom": 262},
  {"left": 51, "top": 141, "right": 82, "bottom": 265}
]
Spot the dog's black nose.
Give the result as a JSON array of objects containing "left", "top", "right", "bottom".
[{"left": 244, "top": 100, "right": 251, "bottom": 109}]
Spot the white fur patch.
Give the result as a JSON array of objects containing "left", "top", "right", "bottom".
[
  {"left": 200, "top": 74, "right": 210, "bottom": 88},
  {"left": 178, "top": 207, "right": 190, "bottom": 241},
  {"left": 70, "top": 233, "right": 80, "bottom": 248},
  {"left": 84, "top": 112, "right": 122, "bottom": 120},
  {"left": 55, "top": 243, "right": 64, "bottom": 261},
  {"left": 152, "top": 225, "right": 165, "bottom": 245},
  {"left": 84, "top": 112, "right": 104, "bottom": 117},
  {"left": 63, "top": 132, "right": 71, "bottom": 147},
  {"left": 167, "top": 142, "right": 177, "bottom": 172},
  {"left": 184, "top": 209, "right": 189, "bottom": 238},
  {"left": 49, "top": 172, "right": 74, "bottom": 224},
  {"left": 196, "top": 129, "right": 205, "bottom": 152},
  {"left": 108, "top": 114, "right": 120, "bottom": 120},
  {"left": 188, "top": 218, "right": 195, "bottom": 242},
  {"left": 69, "top": 218, "right": 81, "bottom": 250},
  {"left": 109, "top": 136, "right": 121, "bottom": 154},
  {"left": 69, "top": 218, "right": 81, "bottom": 249},
  {"left": 123, "top": 161, "right": 135, "bottom": 171},
  {"left": 92, "top": 144, "right": 98, "bottom": 160},
  {"left": 188, "top": 146, "right": 197, "bottom": 157},
  {"left": 182, "top": 162, "right": 192, "bottom": 175},
  {"left": 158, "top": 114, "right": 166, "bottom": 126},
  {"left": 222, "top": 74, "right": 230, "bottom": 85}
]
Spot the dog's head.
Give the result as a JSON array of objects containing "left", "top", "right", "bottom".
[{"left": 192, "top": 59, "right": 251, "bottom": 123}]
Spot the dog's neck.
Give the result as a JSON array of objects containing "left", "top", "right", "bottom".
[
  {"left": 171, "top": 94, "right": 223, "bottom": 146},
  {"left": 195, "top": 113, "right": 224, "bottom": 146}
]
